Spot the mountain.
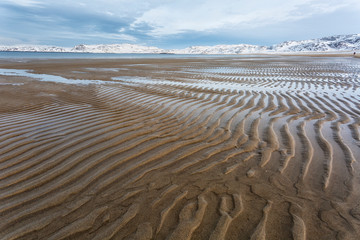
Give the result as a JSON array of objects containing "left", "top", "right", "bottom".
[
  {"left": 171, "top": 44, "right": 268, "bottom": 54},
  {"left": 0, "top": 45, "right": 71, "bottom": 52},
  {"left": 1, "top": 34, "right": 359, "bottom": 54},
  {"left": 271, "top": 34, "right": 360, "bottom": 52},
  {"left": 171, "top": 34, "right": 360, "bottom": 54},
  {"left": 0, "top": 44, "right": 162, "bottom": 54},
  {"left": 71, "top": 43, "right": 163, "bottom": 53}
]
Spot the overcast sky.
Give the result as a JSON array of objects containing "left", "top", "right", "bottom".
[{"left": 1, "top": 0, "right": 360, "bottom": 48}]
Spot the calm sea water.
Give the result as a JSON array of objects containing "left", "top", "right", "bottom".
[{"left": 0, "top": 51, "right": 242, "bottom": 59}]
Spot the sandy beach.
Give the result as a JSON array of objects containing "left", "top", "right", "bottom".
[{"left": 0, "top": 55, "right": 359, "bottom": 239}]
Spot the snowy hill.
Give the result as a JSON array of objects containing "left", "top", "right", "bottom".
[
  {"left": 0, "top": 43, "right": 163, "bottom": 54},
  {"left": 71, "top": 44, "right": 164, "bottom": 53},
  {"left": 175, "top": 34, "right": 360, "bottom": 54},
  {"left": 171, "top": 44, "right": 268, "bottom": 54},
  {"left": 271, "top": 34, "right": 360, "bottom": 52},
  {"left": 1, "top": 34, "right": 359, "bottom": 54},
  {"left": 0, "top": 45, "right": 71, "bottom": 52}
]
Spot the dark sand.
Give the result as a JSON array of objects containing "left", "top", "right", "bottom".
[{"left": 0, "top": 55, "right": 360, "bottom": 239}]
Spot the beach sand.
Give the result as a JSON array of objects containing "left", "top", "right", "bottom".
[{"left": 0, "top": 55, "right": 359, "bottom": 239}]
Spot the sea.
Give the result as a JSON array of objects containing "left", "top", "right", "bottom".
[{"left": 0, "top": 51, "right": 241, "bottom": 59}]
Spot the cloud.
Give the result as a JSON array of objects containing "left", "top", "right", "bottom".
[
  {"left": 0, "top": 35, "right": 24, "bottom": 45},
  {"left": 132, "top": 0, "right": 360, "bottom": 36},
  {"left": 0, "top": 0, "right": 139, "bottom": 45},
  {"left": 4, "top": 0, "right": 44, "bottom": 7},
  {"left": 0, "top": 0, "right": 360, "bottom": 47}
]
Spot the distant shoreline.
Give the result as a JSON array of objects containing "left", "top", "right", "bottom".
[{"left": 0, "top": 50, "right": 358, "bottom": 58}]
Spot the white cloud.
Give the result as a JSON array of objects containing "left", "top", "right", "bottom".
[
  {"left": 0, "top": 36, "right": 24, "bottom": 45},
  {"left": 1, "top": 0, "right": 360, "bottom": 47},
  {"left": 132, "top": 0, "right": 360, "bottom": 36},
  {"left": 54, "top": 31, "right": 138, "bottom": 43},
  {"left": 5, "top": 0, "right": 44, "bottom": 7}
]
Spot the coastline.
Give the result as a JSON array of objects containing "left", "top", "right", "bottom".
[{"left": 1, "top": 50, "right": 359, "bottom": 59}]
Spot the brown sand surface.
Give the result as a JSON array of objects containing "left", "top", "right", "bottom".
[{"left": 0, "top": 55, "right": 360, "bottom": 239}]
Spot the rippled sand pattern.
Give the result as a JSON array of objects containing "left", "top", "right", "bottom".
[{"left": 0, "top": 56, "right": 360, "bottom": 239}]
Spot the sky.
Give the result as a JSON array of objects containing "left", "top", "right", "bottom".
[{"left": 1, "top": 0, "right": 360, "bottom": 49}]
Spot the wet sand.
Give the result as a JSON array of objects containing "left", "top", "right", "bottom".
[{"left": 0, "top": 55, "right": 360, "bottom": 239}]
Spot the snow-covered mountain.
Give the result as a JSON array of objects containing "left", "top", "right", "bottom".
[
  {"left": 71, "top": 44, "right": 164, "bottom": 53},
  {"left": 171, "top": 44, "right": 268, "bottom": 54},
  {"left": 1, "top": 34, "right": 359, "bottom": 54},
  {"left": 0, "top": 45, "right": 71, "bottom": 52},
  {"left": 0, "top": 44, "right": 163, "bottom": 54},
  {"left": 271, "top": 34, "right": 360, "bottom": 52},
  {"left": 174, "top": 34, "right": 360, "bottom": 54}
]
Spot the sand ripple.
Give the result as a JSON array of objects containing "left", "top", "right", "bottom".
[{"left": 0, "top": 56, "right": 360, "bottom": 239}]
